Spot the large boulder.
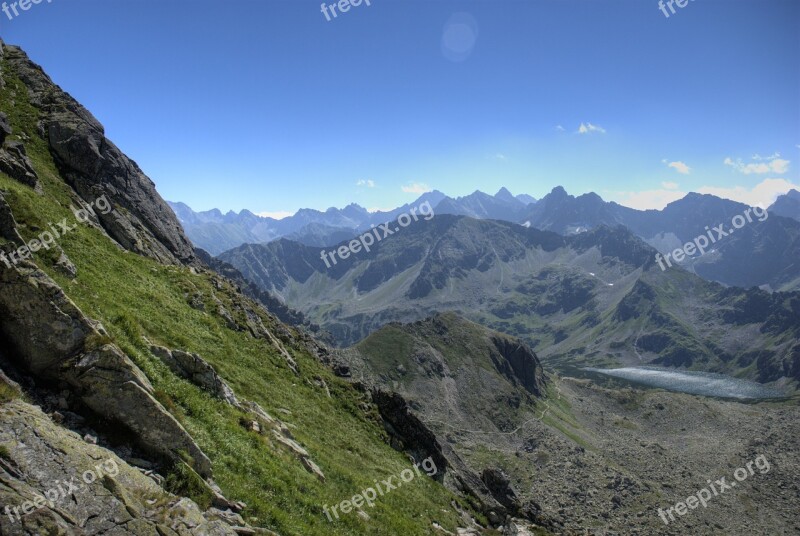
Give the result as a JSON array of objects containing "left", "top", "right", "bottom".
[{"left": 150, "top": 345, "right": 240, "bottom": 408}]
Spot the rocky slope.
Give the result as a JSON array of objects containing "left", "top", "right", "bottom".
[
  {"left": 0, "top": 39, "right": 519, "bottom": 535},
  {"left": 343, "top": 313, "right": 546, "bottom": 436},
  {"left": 337, "top": 314, "right": 800, "bottom": 535}
]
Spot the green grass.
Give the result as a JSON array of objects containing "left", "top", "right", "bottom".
[
  {"left": 0, "top": 381, "right": 21, "bottom": 403},
  {"left": 164, "top": 461, "right": 214, "bottom": 510},
  {"left": 356, "top": 326, "right": 415, "bottom": 379},
  {"left": 0, "top": 62, "right": 470, "bottom": 535}
]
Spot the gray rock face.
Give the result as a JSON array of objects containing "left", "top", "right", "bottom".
[
  {"left": 0, "top": 140, "right": 40, "bottom": 191},
  {"left": 0, "top": 261, "right": 94, "bottom": 374},
  {"left": 0, "top": 192, "right": 25, "bottom": 245},
  {"left": 150, "top": 345, "right": 240, "bottom": 408},
  {"left": 0, "top": 112, "right": 10, "bottom": 144},
  {"left": 0, "top": 259, "right": 211, "bottom": 477},
  {"left": 481, "top": 468, "right": 520, "bottom": 512},
  {"left": 490, "top": 336, "right": 546, "bottom": 397},
  {"left": 0, "top": 399, "right": 240, "bottom": 535},
  {"left": 1, "top": 43, "right": 196, "bottom": 266},
  {"left": 370, "top": 389, "right": 508, "bottom": 522},
  {"left": 54, "top": 250, "right": 77, "bottom": 278}
]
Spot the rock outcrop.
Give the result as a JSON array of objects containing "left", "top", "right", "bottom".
[
  {"left": 0, "top": 399, "right": 248, "bottom": 535},
  {"left": 1, "top": 41, "right": 196, "bottom": 266},
  {"left": 0, "top": 139, "right": 40, "bottom": 191},
  {"left": 370, "top": 389, "right": 509, "bottom": 521},
  {"left": 0, "top": 258, "right": 211, "bottom": 477},
  {"left": 0, "top": 112, "right": 10, "bottom": 142},
  {"left": 149, "top": 344, "right": 240, "bottom": 407},
  {"left": 489, "top": 336, "right": 546, "bottom": 397}
]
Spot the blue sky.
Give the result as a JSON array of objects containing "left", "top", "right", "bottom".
[{"left": 1, "top": 0, "right": 798, "bottom": 216}]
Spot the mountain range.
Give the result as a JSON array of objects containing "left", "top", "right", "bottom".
[
  {"left": 168, "top": 188, "right": 538, "bottom": 255},
  {"left": 769, "top": 189, "right": 800, "bottom": 221},
  {"left": 175, "top": 186, "right": 800, "bottom": 291},
  {"left": 218, "top": 215, "right": 800, "bottom": 385}
]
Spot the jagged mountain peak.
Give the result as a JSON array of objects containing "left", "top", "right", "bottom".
[{"left": 494, "top": 186, "right": 518, "bottom": 203}]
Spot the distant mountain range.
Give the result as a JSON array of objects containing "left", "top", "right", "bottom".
[
  {"left": 218, "top": 216, "right": 800, "bottom": 384},
  {"left": 172, "top": 186, "right": 800, "bottom": 291},
  {"left": 168, "top": 188, "right": 534, "bottom": 255},
  {"left": 769, "top": 189, "right": 800, "bottom": 222},
  {"left": 521, "top": 187, "right": 800, "bottom": 291}
]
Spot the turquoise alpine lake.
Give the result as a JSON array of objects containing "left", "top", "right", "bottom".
[{"left": 581, "top": 366, "right": 785, "bottom": 400}]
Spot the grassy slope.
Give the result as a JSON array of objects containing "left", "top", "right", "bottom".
[{"left": 0, "top": 63, "right": 468, "bottom": 536}]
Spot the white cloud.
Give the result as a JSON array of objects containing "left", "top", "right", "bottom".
[
  {"left": 578, "top": 122, "right": 606, "bottom": 135},
  {"left": 356, "top": 179, "right": 376, "bottom": 188},
  {"left": 611, "top": 188, "right": 687, "bottom": 210},
  {"left": 402, "top": 182, "right": 432, "bottom": 194},
  {"left": 667, "top": 161, "right": 691, "bottom": 175},
  {"left": 610, "top": 177, "right": 800, "bottom": 210},
  {"left": 256, "top": 211, "right": 295, "bottom": 220},
  {"left": 555, "top": 125, "right": 566, "bottom": 132},
  {"left": 493, "top": 153, "right": 507, "bottom": 161},
  {"left": 697, "top": 178, "right": 800, "bottom": 208},
  {"left": 724, "top": 153, "right": 789, "bottom": 175}
]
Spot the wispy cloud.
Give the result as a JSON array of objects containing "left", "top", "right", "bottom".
[
  {"left": 401, "top": 182, "right": 432, "bottom": 194},
  {"left": 611, "top": 177, "right": 800, "bottom": 210},
  {"left": 555, "top": 125, "right": 566, "bottom": 132},
  {"left": 578, "top": 122, "right": 606, "bottom": 135},
  {"left": 356, "top": 179, "right": 376, "bottom": 188},
  {"left": 666, "top": 161, "right": 691, "bottom": 175},
  {"left": 751, "top": 152, "right": 780, "bottom": 161},
  {"left": 724, "top": 153, "right": 789, "bottom": 175},
  {"left": 611, "top": 188, "right": 687, "bottom": 210},
  {"left": 697, "top": 178, "right": 800, "bottom": 208},
  {"left": 494, "top": 153, "right": 507, "bottom": 161}
]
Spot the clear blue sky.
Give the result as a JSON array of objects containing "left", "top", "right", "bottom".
[{"left": 1, "top": 0, "right": 798, "bottom": 216}]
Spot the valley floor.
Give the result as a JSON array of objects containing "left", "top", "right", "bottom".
[{"left": 448, "top": 378, "right": 800, "bottom": 535}]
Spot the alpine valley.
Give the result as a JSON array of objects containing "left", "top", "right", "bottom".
[{"left": 1, "top": 33, "right": 799, "bottom": 536}]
